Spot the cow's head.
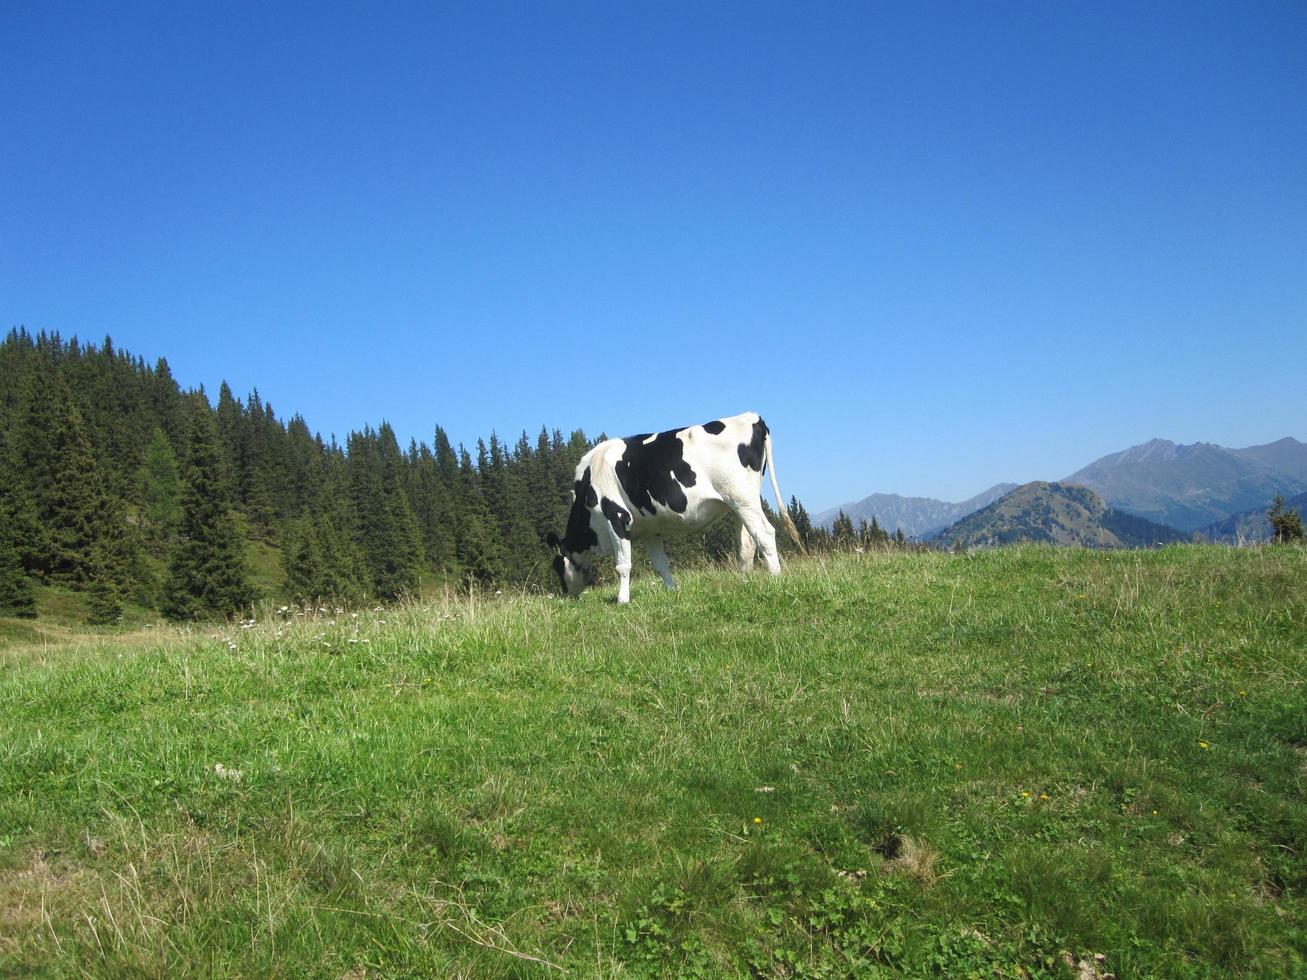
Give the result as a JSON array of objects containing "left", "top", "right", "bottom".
[{"left": 546, "top": 532, "right": 596, "bottom": 598}]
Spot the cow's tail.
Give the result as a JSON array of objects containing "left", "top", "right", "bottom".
[{"left": 764, "top": 430, "right": 808, "bottom": 557}]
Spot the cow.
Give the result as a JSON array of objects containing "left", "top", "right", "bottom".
[{"left": 546, "top": 412, "right": 806, "bottom": 602}]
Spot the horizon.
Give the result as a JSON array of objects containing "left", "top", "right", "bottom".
[{"left": 5, "top": 4, "right": 1305, "bottom": 511}]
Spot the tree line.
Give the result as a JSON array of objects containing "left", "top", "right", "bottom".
[{"left": 0, "top": 330, "right": 820, "bottom": 622}]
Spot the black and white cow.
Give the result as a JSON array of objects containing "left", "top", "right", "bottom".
[{"left": 546, "top": 412, "right": 805, "bottom": 602}]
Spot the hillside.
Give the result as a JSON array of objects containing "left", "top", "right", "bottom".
[
  {"left": 0, "top": 330, "right": 807, "bottom": 625},
  {"left": 1065, "top": 438, "right": 1306, "bottom": 531},
  {"left": 3, "top": 547, "right": 1304, "bottom": 976},
  {"left": 815, "top": 483, "right": 1017, "bottom": 538},
  {"left": 1201, "top": 489, "right": 1307, "bottom": 544},
  {"left": 932, "top": 482, "right": 1190, "bottom": 549}
]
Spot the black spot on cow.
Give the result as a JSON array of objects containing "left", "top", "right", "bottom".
[
  {"left": 560, "top": 466, "right": 600, "bottom": 555},
  {"left": 601, "top": 497, "right": 632, "bottom": 539},
  {"left": 702, "top": 419, "right": 726, "bottom": 435},
  {"left": 737, "top": 417, "right": 768, "bottom": 471},
  {"left": 576, "top": 466, "right": 598, "bottom": 509},
  {"left": 616, "top": 429, "right": 699, "bottom": 516},
  {"left": 552, "top": 554, "right": 567, "bottom": 594}
]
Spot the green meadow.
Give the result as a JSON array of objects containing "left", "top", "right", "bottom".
[{"left": 2, "top": 546, "right": 1304, "bottom": 977}]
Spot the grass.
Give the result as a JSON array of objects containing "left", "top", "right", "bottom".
[{"left": 1, "top": 545, "right": 1304, "bottom": 977}]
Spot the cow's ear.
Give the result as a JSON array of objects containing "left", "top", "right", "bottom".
[{"left": 546, "top": 532, "right": 561, "bottom": 551}]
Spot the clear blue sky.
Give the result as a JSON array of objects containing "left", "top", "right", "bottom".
[{"left": 4, "top": 3, "right": 1305, "bottom": 510}]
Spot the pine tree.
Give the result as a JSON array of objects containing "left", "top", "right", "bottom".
[
  {"left": 0, "top": 458, "right": 37, "bottom": 617},
  {"left": 789, "top": 496, "right": 814, "bottom": 549},
  {"left": 832, "top": 511, "right": 855, "bottom": 547},
  {"left": 162, "top": 405, "right": 253, "bottom": 620},
  {"left": 454, "top": 445, "right": 507, "bottom": 586},
  {"left": 346, "top": 426, "right": 423, "bottom": 600},
  {"left": 282, "top": 516, "right": 323, "bottom": 603},
  {"left": 315, "top": 510, "right": 365, "bottom": 605},
  {"left": 0, "top": 435, "right": 45, "bottom": 576},
  {"left": 1268, "top": 495, "right": 1304, "bottom": 543},
  {"left": 138, "top": 427, "right": 182, "bottom": 554},
  {"left": 86, "top": 550, "right": 124, "bottom": 625},
  {"left": 19, "top": 365, "right": 131, "bottom": 587},
  {"left": 0, "top": 534, "right": 35, "bottom": 617}
]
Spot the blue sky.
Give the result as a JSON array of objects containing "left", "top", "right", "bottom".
[{"left": 4, "top": 2, "right": 1305, "bottom": 510}]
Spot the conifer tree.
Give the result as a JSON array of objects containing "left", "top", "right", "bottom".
[
  {"left": 789, "top": 496, "right": 814, "bottom": 549},
  {"left": 0, "top": 450, "right": 37, "bottom": 616},
  {"left": 0, "top": 533, "right": 35, "bottom": 617},
  {"left": 1268, "top": 495, "right": 1304, "bottom": 543},
  {"left": 138, "top": 427, "right": 182, "bottom": 553},
  {"left": 19, "top": 365, "right": 130, "bottom": 586},
  {"left": 162, "top": 405, "right": 253, "bottom": 620},
  {"left": 282, "top": 516, "right": 321, "bottom": 603},
  {"left": 832, "top": 510, "right": 856, "bottom": 547},
  {"left": 0, "top": 434, "right": 45, "bottom": 576},
  {"left": 454, "top": 445, "right": 507, "bottom": 585},
  {"left": 346, "top": 426, "right": 423, "bottom": 600},
  {"left": 86, "top": 544, "right": 124, "bottom": 625}
]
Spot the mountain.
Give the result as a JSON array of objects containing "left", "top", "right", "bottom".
[
  {"left": 932, "top": 482, "right": 1191, "bottom": 550},
  {"left": 814, "top": 483, "right": 1018, "bottom": 539},
  {"left": 1200, "top": 489, "right": 1307, "bottom": 544},
  {"left": 1233, "top": 437, "right": 1307, "bottom": 483},
  {"left": 1064, "top": 438, "right": 1307, "bottom": 532}
]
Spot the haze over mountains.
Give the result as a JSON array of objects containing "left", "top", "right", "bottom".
[
  {"left": 813, "top": 484, "right": 1017, "bottom": 540},
  {"left": 819, "top": 436, "right": 1307, "bottom": 546}
]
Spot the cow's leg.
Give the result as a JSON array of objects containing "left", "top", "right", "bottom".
[
  {"left": 739, "top": 521, "right": 757, "bottom": 572},
  {"left": 645, "top": 537, "right": 677, "bottom": 589},
  {"left": 613, "top": 535, "right": 633, "bottom": 603},
  {"left": 733, "top": 502, "right": 781, "bottom": 575}
]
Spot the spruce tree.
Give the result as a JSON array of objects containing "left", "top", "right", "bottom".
[
  {"left": 455, "top": 445, "right": 507, "bottom": 586},
  {"left": 138, "top": 427, "right": 182, "bottom": 554},
  {"left": 1268, "top": 495, "right": 1304, "bottom": 543},
  {"left": 86, "top": 548, "right": 124, "bottom": 624},
  {"left": 0, "top": 536, "right": 35, "bottom": 617},
  {"left": 346, "top": 427, "right": 423, "bottom": 601},
  {"left": 18, "top": 366, "right": 130, "bottom": 587},
  {"left": 162, "top": 406, "right": 253, "bottom": 620},
  {"left": 0, "top": 435, "right": 45, "bottom": 576},
  {"left": 789, "top": 496, "right": 814, "bottom": 549},
  {"left": 832, "top": 511, "right": 855, "bottom": 547},
  {"left": 282, "top": 516, "right": 323, "bottom": 603},
  {"left": 0, "top": 434, "right": 37, "bottom": 616}
]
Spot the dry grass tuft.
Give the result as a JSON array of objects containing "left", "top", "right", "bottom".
[{"left": 883, "top": 835, "right": 941, "bottom": 886}]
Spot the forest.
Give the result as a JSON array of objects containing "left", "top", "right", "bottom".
[{"left": 0, "top": 330, "right": 865, "bottom": 622}]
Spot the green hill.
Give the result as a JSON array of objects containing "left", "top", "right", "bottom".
[
  {"left": 932, "top": 481, "right": 1190, "bottom": 550},
  {"left": 2, "top": 546, "right": 1304, "bottom": 976}
]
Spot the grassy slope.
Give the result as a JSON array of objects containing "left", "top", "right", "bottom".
[{"left": 1, "top": 546, "right": 1304, "bottom": 977}]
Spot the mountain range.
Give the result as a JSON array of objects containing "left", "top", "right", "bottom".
[
  {"left": 813, "top": 483, "right": 1018, "bottom": 539},
  {"left": 931, "top": 482, "right": 1191, "bottom": 550},
  {"left": 818, "top": 436, "right": 1306, "bottom": 547},
  {"left": 1063, "top": 437, "right": 1307, "bottom": 531}
]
